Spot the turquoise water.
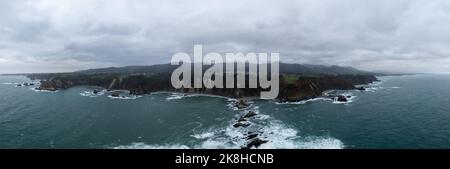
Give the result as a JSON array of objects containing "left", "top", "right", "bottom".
[{"left": 0, "top": 75, "right": 449, "bottom": 149}]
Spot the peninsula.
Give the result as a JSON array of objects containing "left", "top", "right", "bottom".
[{"left": 26, "top": 63, "right": 379, "bottom": 102}]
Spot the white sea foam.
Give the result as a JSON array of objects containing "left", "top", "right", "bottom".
[
  {"left": 364, "top": 86, "right": 402, "bottom": 92},
  {"left": 191, "top": 131, "right": 216, "bottom": 139},
  {"left": 164, "top": 92, "right": 232, "bottom": 101},
  {"left": 191, "top": 106, "right": 344, "bottom": 149},
  {"left": 107, "top": 95, "right": 142, "bottom": 100},
  {"left": 293, "top": 137, "right": 345, "bottom": 149},
  {"left": 1, "top": 82, "right": 18, "bottom": 85},
  {"left": 191, "top": 119, "right": 343, "bottom": 149},
  {"left": 185, "top": 93, "right": 230, "bottom": 99},
  {"left": 113, "top": 143, "right": 189, "bottom": 149},
  {"left": 275, "top": 97, "right": 328, "bottom": 105},
  {"left": 166, "top": 93, "right": 185, "bottom": 100},
  {"left": 30, "top": 87, "right": 59, "bottom": 93},
  {"left": 226, "top": 99, "right": 254, "bottom": 111},
  {"left": 359, "top": 77, "right": 401, "bottom": 92},
  {"left": 227, "top": 102, "right": 239, "bottom": 111},
  {"left": 275, "top": 91, "right": 356, "bottom": 105},
  {"left": 4, "top": 81, "right": 40, "bottom": 86},
  {"left": 80, "top": 90, "right": 106, "bottom": 97},
  {"left": 113, "top": 122, "right": 344, "bottom": 149},
  {"left": 105, "top": 90, "right": 142, "bottom": 100},
  {"left": 256, "top": 127, "right": 343, "bottom": 149}
]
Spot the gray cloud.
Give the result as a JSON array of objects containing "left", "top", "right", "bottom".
[{"left": 0, "top": 0, "right": 450, "bottom": 73}]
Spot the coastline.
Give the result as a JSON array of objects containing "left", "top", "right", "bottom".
[
  {"left": 0, "top": 73, "right": 394, "bottom": 105},
  {"left": 22, "top": 75, "right": 380, "bottom": 104}
]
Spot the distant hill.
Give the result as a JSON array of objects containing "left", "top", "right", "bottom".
[
  {"left": 75, "top": 63, "right": 375, "bottom": 75},
  {"left": 278, "top": 63, "right": 374, "bottom": 75},
  {"left": 76, "top": 64, "right": 177, "bottom": 75}
]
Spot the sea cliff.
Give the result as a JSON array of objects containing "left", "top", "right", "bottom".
[{"left": 27, "top": 63, "right": 378, "bottom": 101}]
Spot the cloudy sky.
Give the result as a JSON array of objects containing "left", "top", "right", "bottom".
[{"left": 1, "top": 0, "right": 450, "bottom": 73}]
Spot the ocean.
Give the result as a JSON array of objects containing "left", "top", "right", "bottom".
[{"left": 0, "top": 74, "right": 449, "bottom": 149}]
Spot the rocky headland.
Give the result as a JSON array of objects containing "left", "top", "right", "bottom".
[{"left": 26, "top": 63, "right": 379, "bottom": 102}]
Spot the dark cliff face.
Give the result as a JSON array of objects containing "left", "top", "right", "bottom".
[
  {"left": 36, "top": 73, "right": 174, "bottom": 93},
  {"left": 277, "top": 75, "right": 377, "bottom": 102},
  {"left": 32, "top": 72, "right": 378, "bottom": 101},
  {"left": 28, "top": 63, "right": 378, "bottom": 100}
]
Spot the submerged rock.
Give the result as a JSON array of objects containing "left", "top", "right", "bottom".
[
  {"left": 243, "top": 111, "right": 257, "bottom": 118},
  {"left": 356, "top": 87, "right": 366, "bottom": 91},
  {"left": 247, "top": 133, "right": 258, "bottom": 140},
  {"left": 236, "top": 110, "right": 258, "bottom": 126},
  {"left": 243, "top": 138, "right": 269, "bottom": 149},
  {"left": 36, "top": 86, "right": 57, "bottom": 91},
  {"left": 237, "top": 116, "right": 247, "bottom": 122},
  {"left": 233, "top": 122, "right": 250, "bottom": 128},
  {"left": 110, "top": 91, "right": 120, "bottom": 97},
  {"left": 93, "top": 90, "right": 99, "bottom": 94},
  {"left": 234, "top": 99, "right": 250, "bottom": 109}
]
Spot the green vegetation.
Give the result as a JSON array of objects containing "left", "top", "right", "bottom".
[{"left": 283, "top": 74, "right": 300, "bottom": 84}]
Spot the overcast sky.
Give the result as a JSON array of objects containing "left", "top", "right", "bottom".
[{"left": 1, "top": 0, "right": 449, "bottom": 73}]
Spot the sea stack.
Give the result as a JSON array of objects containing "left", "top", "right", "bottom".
[
  {"left": 337, "top": 95, "right": 348, "bottom": 102},
  {"left": 111, "top": 91, "right": 120, "bottom": 97}
]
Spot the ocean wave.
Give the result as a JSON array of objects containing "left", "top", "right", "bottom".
[
  {"left": 226, "top": 98, "right": 238, "bottom": 109},
  {"left": 191, "top": 131, "right": 216, "bottom": 139},
  {"left": 365, "top": 86, "right": 402, "bottom": 92},
  {"left": 226, "top": 99, "right": 254, "bottom": 111},
  {"left": 386, "top": 86, "right": 402, "bottom": 89},
  {"left": 166, "top": 93, "right": 186, "bottom": 100},
  {"left": 293, "top": 137, "right": 345, "bottom": 149},
  {"left": 2, "top": 82, "right": 39, "bottom": 87},
  {"left": 1, "top": 82, "right": 18, "bottom": 85},
  {"left": 191, "top": 106, "right": 344, "bottom": 149},
  {"left": 113, "top": 143, "right": 189, "bottom": 149},
  {"left": 275, "top": 97, "right": 328, "bottom": 105},
  {"left": 30, "top": 87, "right": 59, "bottom": 93},
  {"left": 112, "top": 105, "right": 344, "bottom": 149},
  {"left": 192, "top": 120, "right": 343, "bottom": 149},
  {"left": 107, "top": 95, "right": 142, "bottom": 100},
  {"left": 164, "top": 92, "right": 232, "bottom": 101},
  {"left": 80, "top": 90, "right": 106, "bottom": 97}
]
